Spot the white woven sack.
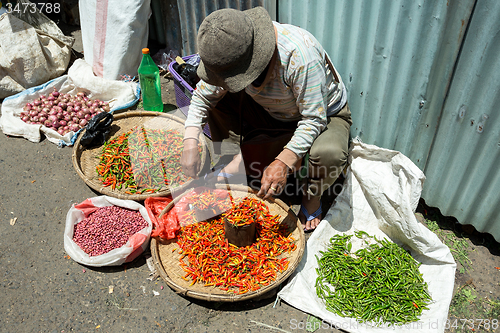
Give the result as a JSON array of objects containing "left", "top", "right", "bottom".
[
  {"left": 0, "top": 12, "right": 72, "bottom": 99},
  {"left": 79, "top": 0, "right": 151, "bottom": 80}
]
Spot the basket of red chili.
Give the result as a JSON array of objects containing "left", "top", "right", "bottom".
[
  {"left": 150, "top": 185, "right": 305, "bottom": 302},
  {"left": 72, "top": 111, "right": 208, "bottom": 201}
]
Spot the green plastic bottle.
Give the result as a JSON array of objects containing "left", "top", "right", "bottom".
[{"left": 138, "top": 48, "right": 163, "bottom": 112}]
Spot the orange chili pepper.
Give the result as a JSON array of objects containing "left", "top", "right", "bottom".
[
  {"left": 96, "top": 127, "right": 199, "bottom": 194},
  {"left": 173, "top": 190, "right": 297, "bottom": 294}
]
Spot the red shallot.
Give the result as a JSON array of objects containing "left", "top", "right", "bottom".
[{"left": 18, "top": 88, "right": 108, "bottom": 135}]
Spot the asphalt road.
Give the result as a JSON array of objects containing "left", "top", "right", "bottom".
[
  {"left": 2, "top": 77, "right": 500, "bottom": 333},
  {"left": 2, "top": 27, "right": 498, "bottom": 333},
  {"left": 3, "top": 12, "right": 499, "bottom": 333}
]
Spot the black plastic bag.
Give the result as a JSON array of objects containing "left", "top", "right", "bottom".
[
  {"left": 173, "top": 63, "right": 200, "bottom": 88},
  {"left": 80, "top": 112, "right": 114, "bottom": 148}
]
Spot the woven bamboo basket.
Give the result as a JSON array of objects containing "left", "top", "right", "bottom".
[
  {"left": 151, "top": 184, "right": 305, "bottom": 302},
  {"left": 72, "top": 111, "right": 208, "bottom": 201}
]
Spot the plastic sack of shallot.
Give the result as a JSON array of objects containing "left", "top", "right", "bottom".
[
  {"left": 0, "top": 59, "right": 139, "bottom": 146},
  {"left": 64, "top": 195, "right": 152, "bottom": 267}
]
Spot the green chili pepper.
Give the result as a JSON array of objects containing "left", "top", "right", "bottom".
[{"left": 315, "top": 232, "right": 432, "bottom": 325}]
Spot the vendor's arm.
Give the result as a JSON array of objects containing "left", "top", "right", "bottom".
[
  {"left": 275, "top": 56, "right": 329, "bottom": 170},
  {"left": 183, "top": 81, "right": 228, "bottom": 139},
  {"left": 260, "top": 56, "right": 329, "bottom": 197},
  {"left": 181, "top": 81, "right": 227, "bottom": 177}
]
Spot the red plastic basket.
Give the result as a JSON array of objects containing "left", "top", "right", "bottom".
[{"left": 168, "top": 54, "right": 211, "bottom": 138}]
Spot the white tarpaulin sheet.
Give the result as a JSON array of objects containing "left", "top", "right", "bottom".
[{"left": 278, "top": 139, "right": 456, "bottom": 333}]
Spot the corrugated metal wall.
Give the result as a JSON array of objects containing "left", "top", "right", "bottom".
[
  {"left": 279, "top": 0, "right": 475, "bottom": 170},
  {"left": 176, "top": 0, "right": 277, "bottom": 56},
  {"left": 422, "top": 0, "right": 500, "bottom": 240},
  {"left": 151, "top": 0, "right": 276, "bottom": 56},
  {"left": 153, "top": 0, "right": 499, "bottom": 241},
  {"left": 279, "top": 0, "right": 499, "bottom": 241}
]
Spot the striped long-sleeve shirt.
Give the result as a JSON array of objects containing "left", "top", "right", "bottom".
[{"left": 185, "top": 21, "right": 347, "bottom": 166}]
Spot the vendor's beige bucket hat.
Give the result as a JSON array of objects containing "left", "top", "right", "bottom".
[{"left": 197, "top": 7, "right": 276, "bottom": 93}]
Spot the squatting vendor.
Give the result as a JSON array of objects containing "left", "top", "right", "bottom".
[{"left": 181, "top": 7, "right": 352, "bottom": 231}]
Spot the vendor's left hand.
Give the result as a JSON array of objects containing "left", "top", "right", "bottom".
[{"left": 257, "top": 159, "right": 288, "bottom": 200}]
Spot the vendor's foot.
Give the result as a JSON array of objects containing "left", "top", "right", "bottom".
[
  {"left": 298, "top": 196, "right": 322, "bottom": 232},
  {"left": 217, "top": 154, "right": 245, "bottom": 181}
]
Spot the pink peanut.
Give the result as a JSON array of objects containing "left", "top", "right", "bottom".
[{"left": 73, "top": 206, "right": 148, "bottom": 256}]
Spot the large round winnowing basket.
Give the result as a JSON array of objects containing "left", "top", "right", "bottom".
[
  {"left": 150, "top": 185, "right": 305, "bottom": 302},
  {"left": 72, "top": 111, "right": 208, "bottom": 201}
]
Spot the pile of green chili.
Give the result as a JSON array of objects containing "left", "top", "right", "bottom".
[{"left": 315, "top": 231, "right": 432, "bottom": 325}]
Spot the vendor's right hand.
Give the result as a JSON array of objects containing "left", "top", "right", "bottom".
[{"left": 181, "top": 138, "right": 201, "bottom": 178}]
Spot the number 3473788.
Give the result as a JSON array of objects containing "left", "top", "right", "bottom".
[
  {"left": 2, "top": 2, "right": 61, "bottom": 14},
  {"left": 446, "top": 319, "right": 498, "bottom": 330}
]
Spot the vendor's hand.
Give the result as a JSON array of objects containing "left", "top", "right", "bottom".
[
  {"left": 181, "top": 138, "right": 201, "bottom": 178},
  {"left": 257, "top": 159, "right": 288, "bottom": 200}
]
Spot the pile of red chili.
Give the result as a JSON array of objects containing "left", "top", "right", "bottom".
[
  {"left": 223, "top": 197, "right": 267, "bottom": 227},
  {"left": 174, "top": 189, "right": 233, "bottom": 226},
  {"left": 95, "top": 126, "right": 193, "bottom": 194},
  {"left": 95, "top": 129, "right": 134, "bottom": 191},
  {"left": 174, "top": 191, "right": 297, "bottom": 294}
]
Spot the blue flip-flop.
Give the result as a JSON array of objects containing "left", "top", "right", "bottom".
[
  {"left": 300, "top": 203, "right": 322, "bottom": 232},
  {"left": 216, "top": 172, "right": 233, "bottom": 179},
  {"left": 202, "top": 165, "right": 233, "bottom": 180}
]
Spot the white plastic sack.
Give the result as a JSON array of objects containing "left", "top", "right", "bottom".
[
  {"left": 79, "top": 0, "right": 151, "bottom": 80},
  {"left": 64, "top": 196, "right": 152, "bottom": 267},
  {"left": 8, "top": 0, "right": 75, "bottom": 47},
  {"left": 0, "top": 59, "right": 140, "bottom": 146},
  {"left": 0, "top": 8, "right": 73, "bottom": 99},
  {"left": 278, "top": 139, "right": 456, "bottom": 333}
]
